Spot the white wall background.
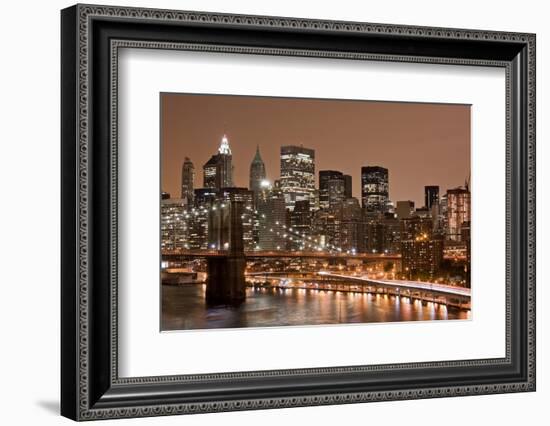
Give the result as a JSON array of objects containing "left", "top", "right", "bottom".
[{"left": 0, "top": 0, "right": 546, "bottom": 424}]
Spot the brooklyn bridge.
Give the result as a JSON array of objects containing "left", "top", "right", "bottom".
[{"left": 161, "top": 200, "right": 470, "bottom": 309}]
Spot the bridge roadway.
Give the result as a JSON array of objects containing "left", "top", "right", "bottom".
[
  {"left": 317, "top": 272, "right": 470, "bottom": 298},
  {"left": 246, "top": 271, "right": 470, "bottom": 299},
  {"left": 162, "top": 249, "right": 401, "bottom": 261}
]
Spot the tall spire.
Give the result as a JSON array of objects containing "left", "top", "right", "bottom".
[
  {"left": 249, "top": 145, "right": 267, "bottom": 200},
  {"left": 252, "top": 145, "right": 263, "bottom": 164},
  {"left": 218, "top": 134, "right": 232, "bottom": 155}
]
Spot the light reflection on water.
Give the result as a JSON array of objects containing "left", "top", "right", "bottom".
[{"left": 161, "top": 285, "right": 470, "bottom": 331}]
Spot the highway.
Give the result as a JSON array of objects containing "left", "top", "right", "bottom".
[{"left": 317, "top": 272, "right": 470, "bottom": 298}]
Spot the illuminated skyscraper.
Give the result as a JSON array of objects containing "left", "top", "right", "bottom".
[
  {"left": 280, "top": 145, "right": 315, "bottom": 211},
  {"left": 257, "top": 182, "right": 287, "bottom": 250},
  {"left": 219, "top": 187, "right": 255, "bottom": 251},
  {"left": 181, "top": 157, "right": 195, "bottom": 205},
  {"left": 203, "top": 156, "right": 218, "bottom": 189},
  {"left": 327, "top": 178, "right": 345, "bottom": 209},
  {"left": 424, "top": 185, "right": 439, "bottom": 209},
  {"left": 202, "top": 134, "right": 234, "bottom": 189},
  {"left": 319, "top": 170, "right": 343, "bottom": 210},
  {"left": 400, "top": 216, "right": 443, "bottom": 278},
  {"left": 446, "top": 186, "right": 471, "bottom": 241},
  {"left": 361, "top": 166, "right": 389, "bottom": 212},
  {"left": 160, "top": 198, "right": 188, "bottom": 250},
  {"left": 439, "top": 193, "right": 448, "bottom": 234},
  {"left": 189, "top": 188, "right": 218, "bottom": 250}
]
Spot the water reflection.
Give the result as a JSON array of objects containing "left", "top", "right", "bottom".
[{"left": 161, "top": 285, "right": 470, "bottom": 331}]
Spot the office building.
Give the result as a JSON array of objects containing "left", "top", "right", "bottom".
[
  {"left": 319, "top": 170, "right": 343, "bottom": 210},
  {"left": 381, "top": 214, "right": 401, "bottom": 253},
  {"left": 361, "top": 166, "right": 389, "bottom": 212},
  {"left": 249, "top": 145, "right": 266, "bottom": 205},
  {"left": 280, "top": 145, "right": 315, "bottom": 211},
  {"left": 446, "top": 186, "right": 471, "bottom": 241},
  {"left": 424, "top": 185, "right": 439, "bottom": 209},
  {"left": 257, "top": 183, "right": 287, "bottom": 250},
  {"left": 400, "top": 216, "right": 443, "bottom": 278},
  {"left": 343, "top": 174, "right": 352, "bottom": 199},
  {"left": 219, "top": 187, "right": 255, "bottom": 251},
  {"left": 327, "top": 178, "right": 345, "bottom": 208},
  {"left": 181, "top": 157, "right": 195, "bottom": 205},
  {"left": 203, "top": 134, "right": 234, "bottom": 189},
  {"left": 188, "top": 188, "right": 218, "bottom": 250},
  {"left": 160, "top": 198, "right": 187, "bottom": 251},
  {"left": 289, "top": 200, "right": 313, "bottom": 250},
  {"left": 193, "top": 188, "right": 218, "bottom": 207},
  {"left": 312, "top": 208, "right": 342, "bottom": 250},
  {"left": 340, "top": 197, "right": 363, "bottom": 252}
]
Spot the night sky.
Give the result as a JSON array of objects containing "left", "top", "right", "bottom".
[{"left": 161, "top": 93, "right": 470, "bottom": 207}]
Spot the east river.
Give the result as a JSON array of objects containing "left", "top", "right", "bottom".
[{"left": 161, "top": 284, "right": 470, "bottom": 331}]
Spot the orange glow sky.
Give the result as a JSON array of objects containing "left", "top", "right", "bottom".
[{"left": 161, "top": 93, "right": 470, "bottom": 207}]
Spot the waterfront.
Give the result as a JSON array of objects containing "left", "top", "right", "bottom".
[{"left": 161, "top": 283, "right": 470, "bottom": 331}]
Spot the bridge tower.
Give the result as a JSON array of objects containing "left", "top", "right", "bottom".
[{"left": 205, "top": 200, "right": 246, "bottom": 305}]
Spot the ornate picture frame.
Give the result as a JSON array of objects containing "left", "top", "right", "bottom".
[{"left": 61, "top": 4, "right": 535, "bottom": 420}]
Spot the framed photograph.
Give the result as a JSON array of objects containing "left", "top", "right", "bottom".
[{"left": 61, "top": 4, "right": 536, "bottom": 421}]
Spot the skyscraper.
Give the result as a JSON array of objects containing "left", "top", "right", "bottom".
[
  {"left": 219, "top": 187, "right": 255, "bottom": 251},
  {"left": 312, "top": 208, "right": 342, "bottom": 250},
  {"left": 160, "top": 198, "right": 188, "bottom": 250},
  {"left": 424, "top": 185, "right": 439, "bottom": 209},
  {"left": 203, "top": 156, "right": 218, "bottom": 189},
  {"left": 280, "top": 145, "right": 315, "bottom": 211},
  {"left": 400, "top": 216, "right": 443, "bottom": 278},
  {"left": 193, "top": 187, "right": 218, "bottom": 206},
  {"left": 327, "top": 178, "right": 345, "bottom": 208},
  {"left": 202, "top": 134, "right": 234, "bottom": 189},
  {"left": 181, "top": 157, "right": 195, "bottom": 205},
  {"left": 257, "top": 183, "right": 287, "bottom": 250},
  {"left": 439, "top": 193, "right": 448, "bottom": 234},
  {"left": 343, "top": 174, "right": 352, "bottom": 199},
  {"left": 188, "top": 188, "right": 218, "bottom": 250},
  {"left": 289, "top": 200, "right": 312, "bottom": 251},
  {"left": 365, "top": 220, "right": 386, "bottom": 253},
  {"left": 361, "top": 166, "right": 389, "bottom": 212},
  {"left": 249, "top": 145, "right": 266, "bottom": 204},
  {"left": 381, "top": 214, "right": 401, "bottom": 254},
  {"left": 319, "top": 170, "right": 343, "bottom": 210},
  {"left": 340, "top": 197, "right": 363, "bottom": 252},
  {"left": 217, "top": 134, "right": 233, "bottom": 188},
  {"left": 446, "top": 186, "right": 471, "bottom": 241}
]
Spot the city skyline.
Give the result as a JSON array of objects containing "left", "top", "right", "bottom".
[
  {"left": 161, "top": 93, "right": 470, "bottom": 207},
  {"left": 160, "top": 93, "right": 472, "bottom": 330}
]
